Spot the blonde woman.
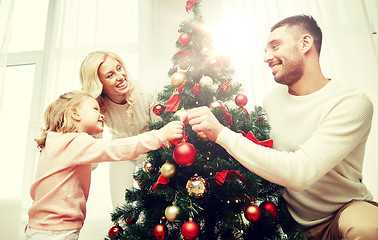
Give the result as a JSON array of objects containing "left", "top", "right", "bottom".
[
  {"left": 26, "top": 91, "right": 183, "bottom": 240},
  {"left": 80, "top": 51, "right": 161, "bottom": 208}
]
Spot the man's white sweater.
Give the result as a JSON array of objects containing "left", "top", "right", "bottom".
[{"left": 216, "top": 79, "right": 374, "bottom": 227}]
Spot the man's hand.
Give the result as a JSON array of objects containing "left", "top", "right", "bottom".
[{"left": 187, "top": 106, "right": 224, "bottom": 141}]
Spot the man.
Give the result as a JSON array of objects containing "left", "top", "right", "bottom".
[{"left": 187, "top": 15, "right": 378, "bottom": 239}]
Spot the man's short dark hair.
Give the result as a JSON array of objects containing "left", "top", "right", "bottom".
[{"left": 271, "top": 15, "right": 323, "bottom": 55}]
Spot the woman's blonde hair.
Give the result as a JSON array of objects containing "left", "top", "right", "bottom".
[
  {"left": 79, "top": 50, "right": 135, "bottom": 118},
  {"left": 35, "top": 91, "right": 93, "bottom": 149}
]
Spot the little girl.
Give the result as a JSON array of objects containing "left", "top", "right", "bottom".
[{"left": 25, "top": 91, "right": 183, "bottom": 240}]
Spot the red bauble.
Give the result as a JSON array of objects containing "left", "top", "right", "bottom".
[
  {"left": 153, "top": 224, "right": 168, "bottom": 240},
  {"left": 181, "top": 220, "right": 200, "bottom": 240},
  {"left": 244, "top": 204, "right": 261, "bottom": 222},
  {"left": 259, "top": 200, "right": 278, "bottom": 219},
  {"left": 108, "top": 225, "right": 123, "bottom": 239},
  {"left": 235, "top": 94, "right": 248, "bottom": 107},
  {"left": 153, "top": 104, "right": 165, "bottom": 116},
  {"left": 124, "top": 217, "right": 137, "bottom": 225},
  {"left": 179, "top": 33, "right": 191, "bottom": 46},
  {"left": 173, "top": 142, "right": 197, "bottom": 166}
]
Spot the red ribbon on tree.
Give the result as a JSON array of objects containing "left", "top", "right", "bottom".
[
  {"left": 192, "top": 83, "right": 200, "bottom": 95},
  {"left": 152, "top": 174, "right": 169, "bottom": 191},
  {"left": 219, "top": 106, "right": 233, "bottom": 126},
  {"left": 215, "top": 170, "right": 245, "bottom": 186},
  {"left": 165, "top": 81, "right": 186, "bottom": 112},
  {"left": 185, "top": 0, "right": 199, "bottom": 12},
  {"left": 165, "top": 94, "right": 181, "bottom": 112},
  {"left": 241, "top": 131, "right": 273, "bottom": 148}
]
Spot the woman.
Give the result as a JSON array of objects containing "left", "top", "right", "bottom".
[{"left": 80, "top": 51, "right": 160, "bottom": 208}]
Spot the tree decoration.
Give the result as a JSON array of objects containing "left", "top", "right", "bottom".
[
  {"left": 161, "top": 162, "right": 176, "bottom": 179},
  {"left": 181, "top": 219, "right": 200, "bottom": 240},
  {"left": 143, "top": 160, "right": 154, "bottom": 173},
  {"left": 186, "top": 175, "right": 207, "bottom": 198},
  {"left": 171, "top": 71, "right": 188, "bottom": 88},
  {"left": 173, "top": 142, "right": 197, "bottom": 166},
  {"left": 175, "top": 50, "right": 192, "bottom": 70},
  {"left": 173, "top": 108, "right": 189, "bottom": 124},
  {"left": 179, "top": 32, "right": 191, "bottom": 46},
  {"left": 153, "top": 104, "right": 166, "bottom": 116},
  {"left": 165, "top": 205, "right": 180, "bottom": 222},
  {"left": 209, "top": 98, "right": 225, "bottom": 109},
  {"left": 218, "top": 81, "right": 232, "bottom": 93},
  {"left": 239, "top": 107, "right": 249, "bottom": 117},
  {"left": 244, "top": 204, "right": 261, "bottom": 222},
  {"left": 235, "top": 94, "right": 248, "bottom": 107},
  {"left": 153, "top": 223, "right": 168, "bottom": 240},
  {"left": 259, "top": 200, "right": 278, "bottom": 219},
  {"left": 199, "top": 75, "right": 213, "bottom": 88},
  {"left": 124, "top": 217, "right": 137, "bottom": 225},
  {"left": 108, "top": 225, "right": 123, "bottom": 239},
  {"left": 197, "top": 131, "right": 209, "bottom": 141},
  {"left": 208, "top": 57, "right": 223, "bottom": 71}
]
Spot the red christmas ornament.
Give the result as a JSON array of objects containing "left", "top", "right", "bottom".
[
  {"left": 218, "top": 81, "right": 232, "bottom": 93},
  {"left": 173, "top": 142, "right": 197, "bottom": 166},
  {"left": 176, "top": 50, "right": 192, "bottom": 70},
  {"left": 153, "top": 104, "right": 165, "bottom": 116},
  {"left": 108, "top": 225, "right": 123, "bottom": 239},
  {"left": 124, "top": 217, "right": 137, "bottom": 225},
  {"left": 244, "top": 204, "right": 261, "bottom": 222},
  {"left": 153, "top": 224, "right": 168, "bottom": 240},
  {"left": 181, "top": 220, "right": 200, "bottom": 240},
  {"left": 235, "top": 94, "right": 248, "bottom": 107},
  {"left": 179, "top": 33, "right": 191, "bottom": 46},
  {"left": 259, "top": 200, "right": 278, "bottom": 219}
]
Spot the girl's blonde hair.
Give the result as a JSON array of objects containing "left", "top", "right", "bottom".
[
  {"left": 79, "top": 50, "right": 135, "bottom": 119},
  {"left": 35, "top": 91, "right": 93, "bottom": 149}
]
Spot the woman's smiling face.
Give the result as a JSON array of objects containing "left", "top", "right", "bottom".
[{"left": 98, "top": 56, "right": 129, "bottom": 104}]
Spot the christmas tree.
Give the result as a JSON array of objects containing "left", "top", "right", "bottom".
[{"left": 106, "top": 1, "right": 305, "bottom": 239}]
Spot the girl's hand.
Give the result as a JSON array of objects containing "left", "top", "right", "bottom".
[{"left": 163, "top": 121, "right": 184, "bottom": 141}]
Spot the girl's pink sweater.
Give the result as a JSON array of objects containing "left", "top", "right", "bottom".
[{"left": 28, "top": 130, "right": 166, "bottom": 230}]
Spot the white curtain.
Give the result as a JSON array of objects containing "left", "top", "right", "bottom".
[{"left": 0, "top": 0, "right": 14, "bottom": 112}]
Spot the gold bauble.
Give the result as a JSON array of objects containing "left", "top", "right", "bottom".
[
  {"left": 173, "top": 108, "right": 188, "bottom": 124},
  {"left": 197, "top": 132, "right": 209, "bottom": 141},
  {"left": 165, "top": 205, "right": 180, "bottom": 222},
  {"left": 199, "top": 76, "right": 213, "bottom": 88},
  {"left": 161, "top": 162, "right": 176, "bottom": 178},
  {"left": 171, "top": 72, "right": 188, "bottom": 88},
  {"left": 186, "top": 175, "right": 207, "bottom": 198},
  {"left": 209, "top": 98, "right": 225, "bottom": 109}
]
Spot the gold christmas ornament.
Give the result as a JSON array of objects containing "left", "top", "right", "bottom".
[
  {"left": 161, "top": 162, "right": 176, "bottom": 178},
  {"left": 165, "top": 205, "right": 180, "bottom": 222},
  {"left": 171, "top": 72, "right": 188, "bottom": 88},
  {"left": 209, "top": 98, "right": 225, "bottom": 109},
  {"left": 186, "top": 175, "right": 207, "bottom": 198},
  {"left": 173, "top": 108, "right": 188, "bottom": 124},
  {"left": 199, "top": 76, "right": 213, "bottom": 88},
  {"left": 197, "top": 132, "right": 209, "bottom": 141}
]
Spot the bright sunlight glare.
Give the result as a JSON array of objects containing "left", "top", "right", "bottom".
[{"left": 209, "top": 17, "right": 257, "bottom": 58}]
